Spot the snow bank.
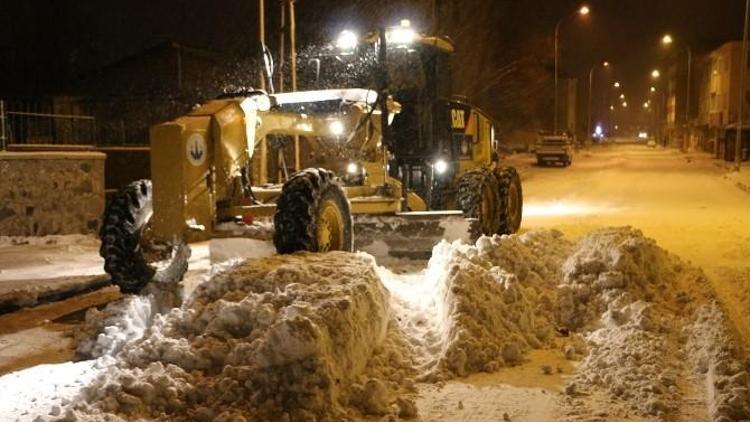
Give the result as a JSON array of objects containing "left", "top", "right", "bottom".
[
  {"left": 686, "top": 303, "right": 750, "bottom": 421},
  {"left": 562, "top": 228, "right": 750, "bottom": 419},
  {"left": 381, "top": 230, "right": 572, "bottom": 380},
  {"left": 65, "top": 252, "right": 400, "bottom": 421}
]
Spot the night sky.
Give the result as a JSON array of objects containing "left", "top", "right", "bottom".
[{"left": 0, "top": 0, "right": 747, "bottom": 121}]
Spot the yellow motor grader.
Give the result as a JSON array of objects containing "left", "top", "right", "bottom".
[{"left": 99, "top": 32, "right": 522, "bottom": 293}]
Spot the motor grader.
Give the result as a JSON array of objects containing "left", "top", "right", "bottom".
[{"left": 99, "top": 31, "right": 522, "bottom": 294}]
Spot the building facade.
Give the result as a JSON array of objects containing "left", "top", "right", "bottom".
[{"left": 696, "top": 41, "right": 750, "bottom": 159}]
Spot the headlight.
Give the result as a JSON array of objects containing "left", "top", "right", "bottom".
[
  {"left": 336, "top": 30, "right": 358, "bottom": 51},
  {"left": 387, "top": 20, "right": 416, "bottom": 45},
  {"left": 346, "top": 162, "right": 359, "bottom": 175},
  {"left": 434, "top": 159, "right": 449, "bottom": 175},
  {"left": 329, "top": 120, "right": 345, "bottom": 136}
]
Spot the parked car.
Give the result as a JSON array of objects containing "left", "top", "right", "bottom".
[{"left": 535, "top": 135, "right": 574, "bottom": 167}]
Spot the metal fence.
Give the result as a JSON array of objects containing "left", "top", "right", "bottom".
[
  {"left": 0, "top": 96, "right": 194, "bottom": 148},
  {"left": 0, "top": 98, "right": 96, "bottom": 148}
]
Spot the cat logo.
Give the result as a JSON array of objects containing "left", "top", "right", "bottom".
[
  {"left": 186, "top": 133, "right": 207, "bottom": 166},
  {"left": 451, "top": 108, "right": 466, "bottom": 130}
]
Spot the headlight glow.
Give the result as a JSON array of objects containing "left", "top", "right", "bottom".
[
  {"left": 346, "top": 162, "right": 359, "bottom": 175},
  {"left": 387, "top": 20, "right": 416, "bottom": 45},
  {"left": 329, "top": 120, "right": 345, "bottom": 136},
  {"left": 388, "top": 27, "right": 416, "bottom": 45},
  {"left": 336, "top": 30, "right": 358, "bottom": 51},
  {"left": 434, "top": 159, "right": 448, "bottom": 174}
]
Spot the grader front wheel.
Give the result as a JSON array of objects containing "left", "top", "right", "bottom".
[
  {"left": 99, "top": 180, "right": 189, "bottom": 294},
  {"left": 273, "top": 168, "right": 354, "bottom": 254}
]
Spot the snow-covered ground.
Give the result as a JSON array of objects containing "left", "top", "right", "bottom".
[{"left": 0, "top": 144, "right": 748, "bottom": 421}]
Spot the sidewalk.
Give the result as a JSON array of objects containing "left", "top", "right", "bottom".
[
  {"left": 723, "top": 163, "right": 750, "bottom": 194},
  {"left": 0, "top": 235, "right": 107, "bottom": 312}
]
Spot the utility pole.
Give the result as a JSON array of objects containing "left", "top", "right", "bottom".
[
  {"left": 685, "top": 46, "right": 692, "bottom": 151},
  {"left": 258, "top": 0, "right": 266, "bottom": 91},
  {"left": 736, "top": 0, "right": 750, "bottom": 171},
  {"left": 554, "top": 21, "right": 561, "bottom": 135},
  {"left": 289, "top": 0, "right": 297, "bottom": 91},
  {"left": 258, "top": 0, "right": 267, "bottom": 184},
  {"left": 278, "top": 0, "right": 286, "bottom": 92},
  {"left": 430, "top": 0, "right": 438, "bottom": 32},
  {"left": 0, "top": 100, "right": 6, "bottom": 150},
  {"left": 289, "top": 0, "right": 300, "bottom": 171},
  {"left": 587, "top": 67, "right": 594, "bottom": 145}
]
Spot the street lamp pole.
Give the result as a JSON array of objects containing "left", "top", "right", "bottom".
[
  {"left": 662, "top": 35, "right": 694, "bottom": 151},
  {"left": 586, "top": 61, "right": 608, "bottom": 144},
  {"left": 685, "top": 45, "right": 693, "bottom": 145},
  {"left": 587, "top": 66, "right": 593, "bottom": 143},
  {"left": 736, "top": 0, "right": 750, "bottom": 171},
  {"left": 554, "top": 19, "right": 562, "bottom": 135},
  {"left": 554, "top": 6, "right": 589, "bottom": 135}
]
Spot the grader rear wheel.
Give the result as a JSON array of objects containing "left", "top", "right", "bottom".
[
  {"left": 273, "top": 168, "right": 354, "bottom": 254},
  {"left": 456, "top": 168, "right": 502, "bottom": 236},
  {"left": 495, "top": 167, "right": 523, "bottom": 235}
]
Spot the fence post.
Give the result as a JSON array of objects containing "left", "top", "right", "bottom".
[{"left": 0, "top": 99, "right": 6, "bottom": 150}]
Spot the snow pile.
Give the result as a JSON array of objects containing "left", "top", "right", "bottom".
[
  {"left": 558, "top": 227, "right": 685, "bottom": 330},
  {"left": 561, "top": 227, "right": 749, "bottom": 419},
  {"left": 685, "top": 303, "right": 750, "bottom": 421},
  {"left": 65, "top": 252, "right": 412, "bottom": 421},
  {"left": 381, "top": 230, "right": 572, "bottom": 380}
]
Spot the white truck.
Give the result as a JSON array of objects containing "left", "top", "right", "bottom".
[{"left": 535, "top": 135, "right": 574, "bottom": 167}]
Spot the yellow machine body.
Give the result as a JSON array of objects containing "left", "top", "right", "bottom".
[{"left": 149, "top": 90, "right": 411, "bottom": 242}]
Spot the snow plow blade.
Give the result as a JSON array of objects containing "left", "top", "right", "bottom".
[{"left": 353, "top": 211, "right": 478, "bottom": 259}]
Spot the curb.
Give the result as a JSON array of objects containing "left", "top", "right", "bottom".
[{"left": 0, "top": 275, "right": 112, "bottom": 315}]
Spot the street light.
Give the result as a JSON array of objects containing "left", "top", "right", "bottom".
[
  {"left": 651, "top": 69, "right": 661, "bottom": 79},
  {"left": 619, "top": 93, "right": 625, "bottom": 100},
  {"left": 614, "top": 81, "right": 621, "bottom": 88},
  {"left": 650, "top": 86, "right": 657, "bottom": 93},
  {"left": 643, "top": 102, "right": 650, "bottom": 109},
  {"left": 737, "top": 0, "right": 750, "bottom": 171},
  {"left": 622, "top": 101, "right": 628, "bottom": 108},
  {"left": 554, "top": 5, "right": 591, "bottom": 134},
  {"left": 661, "top": 33, "right": 693, "bottom": 151},
  {"left": 587, "top": 60, "right": 609, "bottom": 143}
]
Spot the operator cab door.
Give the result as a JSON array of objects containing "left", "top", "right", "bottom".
[{"left": 450, "top": 102, "right": 494, "bottom": 172}]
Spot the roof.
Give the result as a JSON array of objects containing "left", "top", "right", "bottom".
[
  {"left": 100, "top": 41, "right": 219, "bottom": 71},
  {"left": 273, "top": 89, "right": 379, "bottom": 106}
]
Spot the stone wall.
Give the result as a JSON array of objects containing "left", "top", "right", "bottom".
[{"left": 0, "top": 151, "right": 105, "bottom": 236}]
